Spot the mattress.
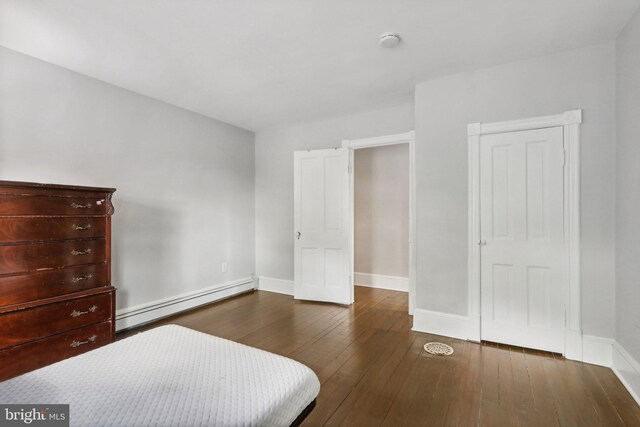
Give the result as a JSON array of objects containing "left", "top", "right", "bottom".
[{"left": 0, "top": 325, "right": 320, "bottom": 426}]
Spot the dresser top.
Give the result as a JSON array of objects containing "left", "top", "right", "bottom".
[{"left": 0, "top": 180, "right": 116, "bottom": 193}]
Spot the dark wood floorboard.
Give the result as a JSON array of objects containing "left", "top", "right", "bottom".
[{"left": 118, "top": 286, "right": 640, "bottom": 426}]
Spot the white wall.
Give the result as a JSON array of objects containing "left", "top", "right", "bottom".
[
  {"left": 354, "top": 144, "right": 409, "bottom": 277},
  {"left": 415, "top": 43, "right": 616, "bottom": 338},
  {"left": 255, "top": 102, "right": 414, "bottom": 280},
  {"left": 0, "top": 47, "right": 255, "bottom": 310},
  {"left": 615, "top": 9, "right": 640, "bottom": 362}
]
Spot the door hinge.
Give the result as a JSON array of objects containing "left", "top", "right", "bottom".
[
  {"left": 562, "top": 148, "right": 567, "bottom": 166},
  {"left": 348, "top": 165, "right": 352, "bottom": 174}
]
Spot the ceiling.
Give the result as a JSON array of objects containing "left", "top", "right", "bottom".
[{"left": 1, "top": 0, "right": 638, "bottom": 131}]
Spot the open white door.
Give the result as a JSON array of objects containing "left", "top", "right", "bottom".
[
  {"left": 294, "top": 148, "right": 352, "bottom": 304},
  {"left": 479, "top": 126, "right": 566, "bottom": 353}
]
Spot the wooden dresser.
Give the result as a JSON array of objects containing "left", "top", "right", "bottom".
[{"left": 0, "top": 181, "right": 116, "bottom": 381}]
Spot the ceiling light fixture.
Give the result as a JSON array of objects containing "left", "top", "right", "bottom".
[{"left": 379, "top": 32, "right": 401, "bottom": 48}]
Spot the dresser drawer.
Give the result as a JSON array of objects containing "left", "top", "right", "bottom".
[
  {"left": 0, "top": 292, "right": 112, "bottom": 349},
  {"left": 0, "top": 194, "right": 109, "bottom": 216},
  {"left": 0, "top": 239, "right": 106, "bottom": 275},
  {"left": 0, "top": 321, "right": 112, "bottom": 381},
  {"left": 0, "top": 264, "right": 107, "bottom": 306},
  {"left": 0, "top": 217, "right": 107, "bottom": 243}
]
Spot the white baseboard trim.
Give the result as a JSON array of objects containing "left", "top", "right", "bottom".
[
  {"left": 582, "top": 335, "right": 614, "bottom": 367},
  {"left": 411, "top": 308, "right": 471, "bottom": 341},
  {"left": 564, "top": 328, "right": 584, "bottom": 362},
  {"left": 354, "top": 272, "right": 408, "bottom": 292},
  {"left": 612, "top": 341, "right": 640, "bottom": 406},
  {"left": 116, "top": 277, "right": 256, "bottom": 331},
  {"left": 257, "top": 276, "right": 294, "bottom": 296},
  {"left": 257, "top": 274, "right": 408, "bottom": 296}
]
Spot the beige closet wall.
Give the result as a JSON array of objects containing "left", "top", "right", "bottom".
[{"left": 354, "top": 145, "right": 409, "bottom": 278}]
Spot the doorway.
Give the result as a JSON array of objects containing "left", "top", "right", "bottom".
[
  {"left": 353, "top": 145, "right": 409, "bottom": 295},
  {"left": 291, "top": 132, "right": 416, "bottom": 314},
  {"left": 468, "top": 110, "right": 582, "bottom": 357},
  {"left": 343, "top": 132, "right": 416, "bottom": 314}
]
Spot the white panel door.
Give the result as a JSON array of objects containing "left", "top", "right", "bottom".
[
  {"left": 480, "top": 127, "right": 566, "bottom": 353},
  {"left": 294, "top": 148, "right": 351, "bottom": 304}
]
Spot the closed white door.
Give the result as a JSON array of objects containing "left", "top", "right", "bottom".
[
  {"left": 480, "top": 126, "right": 566, "bottom": 353},
  {"left": 294, "top": 148, "right": 351, "bottom": 304}
]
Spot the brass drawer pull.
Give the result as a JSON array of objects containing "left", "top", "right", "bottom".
[
  {"left": 71, "top": 248, "right": 92, "bottom": 256},
  {"left": 70, "top": 202, "right": 93, "bottom": 209},
  {"left": 70, "top": 334, "right": 97, "bottom": 348},
  {"left": 70, "top": 305, "right": 98, "bottom": 317},
  {"left": 71, "top": 274, "right": 93, "bottom": 283},
  {"left": 71, "top": 224, "right": 92, "bottom": 231}
]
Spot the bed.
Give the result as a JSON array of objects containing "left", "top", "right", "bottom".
[{"left": 0, "top": 325, "right": 320, "bottom": 426}]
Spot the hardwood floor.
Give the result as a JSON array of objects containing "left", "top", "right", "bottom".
[{"left": 118, "top": 286, "right": 640, "bottom": 426}]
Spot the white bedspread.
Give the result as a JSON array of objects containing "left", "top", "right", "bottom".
[{"left": 0, "top": 325, "right": 320, "bottom": 426}]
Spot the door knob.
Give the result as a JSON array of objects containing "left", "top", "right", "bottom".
[{"left": 478, "top": 240, "right": 487, "bottom": 246}]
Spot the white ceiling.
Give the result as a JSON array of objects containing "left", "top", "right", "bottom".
[{"left": 1, "top": 0, "right": 638, "bottom": 131}]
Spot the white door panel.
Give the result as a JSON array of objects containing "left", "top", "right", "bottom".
[
  {"left": 480, "top": 127, "right": 565, "bottom": 353},
  {"left": 294, "top": 148, "right": 351, "bottom": 304}
]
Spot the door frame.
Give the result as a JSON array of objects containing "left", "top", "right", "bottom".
[
  {"left": 342, "top": 131, "right": 416, "bottom": 314},
  {"left": 467, "top": 110, "right": 583, "bottom": 359}
]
